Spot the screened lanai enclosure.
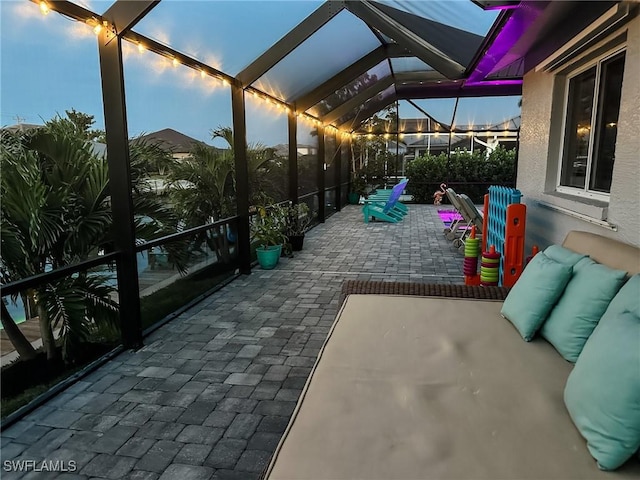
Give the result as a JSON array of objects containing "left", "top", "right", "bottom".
[{"left": 1, "top": 0, "right": 620, "bottom": 424}]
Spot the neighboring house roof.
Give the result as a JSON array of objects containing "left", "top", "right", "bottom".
[
  {"left": 1, "top": 123, "right": 43, "bottom": 133},
  {"left": 135, "top": 128, "right": 209, "bottom": 154},
  {"left": 272, "top": 143, "right": 318, "bottom": 157},
  {"left": 91, "top": 142, "right": 107, "bottom": 157}
]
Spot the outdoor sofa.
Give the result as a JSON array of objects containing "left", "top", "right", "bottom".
[{"left": 264, "top": 230, "right": 640, "bottom": 479}]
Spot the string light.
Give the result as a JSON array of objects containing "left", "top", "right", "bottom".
[
  {"left": 172, "top": 58, "right": 179, "bottom": 67},
  {"left": 200, "top": 70, "right": 206, "bottom": 79},
  {"left": 86, "top": 18, "right": 106, "bottom": 35},
  {"left": 138, "top": 43, "right": 145, "bottom": 53},
  {"left": 39, "top": 1, "right": 49, "bottom": 15}
]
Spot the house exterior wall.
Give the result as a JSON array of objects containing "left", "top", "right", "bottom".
[{"left": 517, "top": 13, "right": 640, "bottom": 251}]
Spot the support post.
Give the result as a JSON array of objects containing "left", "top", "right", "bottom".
[
  {"left": 97, "top": 35, "right": 142, "bottom": 350},
  {"left": 231, "top": 85, "right": 251, "bottom": 275},
  {"left": 335, "top": 132, "right": 342, "bottom": 212},
  {"left": 288, "top": 112, "right": 298, "bottom": 204},
  {"left": 317, "top": 126, "right": 326, "bottom": 222}
]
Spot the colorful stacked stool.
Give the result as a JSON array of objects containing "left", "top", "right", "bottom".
[
  {"left": 463, "top": 226, "right": 481, "bottom": 286},
  {"left": 480, "top": 245, "right": 501, "bottom": 287}
]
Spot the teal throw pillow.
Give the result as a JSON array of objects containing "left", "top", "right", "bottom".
[
  {"left": 501, "top": 252, "right": 573, "bottom": 341},
  {"left": 544, "top": 244, "right": 587, "bottom": 266},
  {"left": 564, "top": 309, "right": 640, "bottom": 470},
  {"left": 602, "top": 274, "right": 640, "bottom": 319},
  {"left": 541, "top": 257, "right": 627, "bottom": 362}
]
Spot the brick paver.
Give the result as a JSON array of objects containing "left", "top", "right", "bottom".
[{"left": 1, "top": 205, "right": 463, "bottom": 478}]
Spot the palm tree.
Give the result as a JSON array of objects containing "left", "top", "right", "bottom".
[
  {"left": 1, "top": 124, "right": 117, "bottom": 361},
  {"left": 168, "top": 139, "right": 235, "bottom": 264},
  {"left": 167, "top": 126, "right": 286, "bottom": 264},
  {"left": 0, "top": 113, "right": 185, "bottom": 362}
]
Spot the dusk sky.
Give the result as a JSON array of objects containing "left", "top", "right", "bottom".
[{"left": 1, "top": 0, "right": 520, "bottom": 148}]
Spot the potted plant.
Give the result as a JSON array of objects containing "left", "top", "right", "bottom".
[
  {"left": 349, "top": 173, "right": 368, "bottom": 204},
  {"left": 284, "top": 202, "right": 312, "bottom": 251},
  {"left": 252, "top": 203, "right": 287, "bottom": 270}
]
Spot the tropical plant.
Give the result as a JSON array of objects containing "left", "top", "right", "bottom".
[
  {"left": 0, "top": 111, "right": 184, "bottom": 362},
  {"left": 167, "top": 138, "right": 236, "bottom": 264},
  {"left": 0, "top": 124, "right": 117, "bottom": 361},
  {"left": 251, "top": 200, "right": 287, "bottom": 248},
  {"left": 350, "top": 172, "right": 368, "bottom": 197},
  {"left": 167, "top": 126, "right": 288, "bottom": 263},
  {"left": 283, "top": 202, "right": 311, "bottom": 237}
]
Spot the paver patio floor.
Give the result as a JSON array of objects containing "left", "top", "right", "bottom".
[{"left": 1, "top": 204, "right": 465, "bottom": 480}]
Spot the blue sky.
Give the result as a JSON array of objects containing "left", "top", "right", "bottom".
[{"left": 1, "top": 0, "right": 519, "bottom": 147}]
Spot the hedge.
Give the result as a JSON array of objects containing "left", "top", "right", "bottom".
[{"left": 405, "top": 146, "right": 516, "bottom": 203}]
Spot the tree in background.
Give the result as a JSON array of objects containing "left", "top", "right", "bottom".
[
  {"left": 167, "top": 126, "right": 285, "bottom": 264},
  {"left": 350, "top": 104, "right": 399, "bottom": 191},
  {"left": 64, "top": 108, "right": 106, "bottom": 143}
]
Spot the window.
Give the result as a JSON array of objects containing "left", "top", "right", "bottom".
[{"left": 559, "top": 50, "right": 625, "bottom": 196}]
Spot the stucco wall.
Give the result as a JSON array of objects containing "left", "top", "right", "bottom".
[{"left": 517, "top": 14, "right": 640, "bottom": 252}]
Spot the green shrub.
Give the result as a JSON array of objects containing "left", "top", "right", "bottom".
[{"left": 405, "top": 147, "right": 516, "bottom": 203}]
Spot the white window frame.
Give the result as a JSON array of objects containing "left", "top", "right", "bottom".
[{"left": 556, "top": 46, "right": 626, "bottom": 202}]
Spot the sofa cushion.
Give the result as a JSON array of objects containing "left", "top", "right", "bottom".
[
  {"left": 266, "top": 294, "right": 640, "bottom": 479},
  {"left": 544, "top": 244, "right": 587, "bottom": 266},
  {"left": 541, "top": 257, "right": 627, "bottom": 362},
  {"left": 501, "top": 252, "right": 573, "bottom": 341},
  {"left": 564, "top": 308, "right": 640, "bottom": 470}
]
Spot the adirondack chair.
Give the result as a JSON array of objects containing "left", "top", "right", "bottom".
[
  {"left": 364, "top": 180, "right": 409, "bottom": 215},
  {"left": 365, "top": 187, "right": 409, "bottom": 216},
  {"left": 362, "top": 180, "right": 408, "bottom": 223}
]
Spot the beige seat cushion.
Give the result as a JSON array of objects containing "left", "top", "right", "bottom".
[{"left": 266, "top": 294, "right": 640, "bottom": 480}]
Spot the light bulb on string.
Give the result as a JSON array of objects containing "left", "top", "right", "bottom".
[
  {"left": 39, "top": 1, "right": 49, "bottom": 15},
  {"left": 172, "top": 58, "right": 179, "bottom": 67},
  {"left": 137, "top": 43, "right": 145, "bottom": 53},
  {"left": 87, "top": 18, "right": 108, "bottom": 36}
]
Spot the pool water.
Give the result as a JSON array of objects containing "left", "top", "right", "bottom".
[{"left": 0, "top": 252, "right": 150, "bottom": 330}]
